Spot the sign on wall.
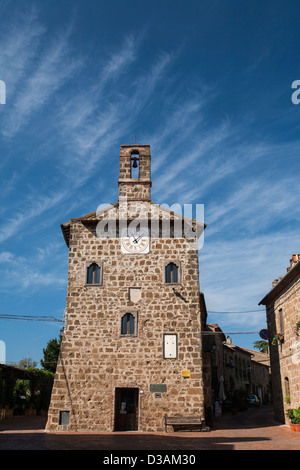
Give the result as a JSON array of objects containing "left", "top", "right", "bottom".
[
  {"left": 163, "top": 334, "right": 177, "bottom": 359},
  {"left": 150, "top": 384, "right": 167, "bottom": 393}
]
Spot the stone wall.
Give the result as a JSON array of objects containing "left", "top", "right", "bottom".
[
  {"left": 265, "top": 260, "right": 300, "bottom": 423},
  {"left": 118, "top": 145, "right": 151, "bottom": 201},
  {"left": 251, "top": 360, "right": 271, "bottom": 404},
  {"left": 46, "top": 216, "right": 205, "bottom": 432}
]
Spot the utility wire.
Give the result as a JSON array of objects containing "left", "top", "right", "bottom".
[
  {"left": 207, "top": 309, "right": 264, "bottom": 314},
  {"left": 202, "top": 330, "right": 259, "bottom": 335},
  {"left": 0, "top": 314, "right": 64, "bottom": 323}
]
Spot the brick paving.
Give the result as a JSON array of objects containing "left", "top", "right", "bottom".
[{"left": 0, "top": 405, "right": 299, "bottom": 450}]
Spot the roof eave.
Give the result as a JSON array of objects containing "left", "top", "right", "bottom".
[{"left": 259, "top": 261, "right": 300, "bottom": 306}]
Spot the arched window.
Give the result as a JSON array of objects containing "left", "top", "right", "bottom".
[
  {"left": 87, "top": 263, "right": 101, "bottom": 284},
  {"left": 165, "top": 262, "right": 178, "bottom": 284},
  {"left": 121, "top": 313, "right": 135, "bottom": 335}
]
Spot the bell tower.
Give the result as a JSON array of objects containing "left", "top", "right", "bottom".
[
  {"left": 46, "top": 140, "right": 206, "bottom": 433},
  {"left": 118, "top": 144, "right": 152, "bottom": 202}
]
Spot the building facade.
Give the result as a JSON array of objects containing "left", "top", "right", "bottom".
[
  {"left": 259, "top": 254, "right": 300, "bottom": 423},
  {"left": 203, "top": 324, "right": 271, "bottom": 415},
  {"left": 46, "top": 144, "right": 206, "bottom": 432}
]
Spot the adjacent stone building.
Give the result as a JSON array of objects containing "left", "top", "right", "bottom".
[
  {"left": 46, "top": 144, "right": 206, "bottom": 432},
  {"left": 238, "top": 347, "right": 270, "bottom": 405},
  {"left": 259, "top": 254, "right": 300, "bottom": 423},
  {"left": 203, "top": 324, "right": 271, "bottom": 410}
]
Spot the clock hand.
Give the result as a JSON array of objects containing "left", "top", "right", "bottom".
[{"left": 129, "top": 230, "right": 139, "bottom": 244}]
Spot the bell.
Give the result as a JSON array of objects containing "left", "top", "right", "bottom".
[{"left": 132, "top": 158, "right": 138, "bottom": 168}]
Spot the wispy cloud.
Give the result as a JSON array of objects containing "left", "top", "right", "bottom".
[
  {"left": 0, "top": 189, "right": 69, "bottom": 243},
  {"left": 0, "top": 27, "right": 176, "bottom": 243},
  {"left": 0, "top": 251, "right": 15, "bottom": 263},
  {"left": 0, "top": 5, "right": 298, "bottom": 317},
  {"left": 53, "top": 42, "right": 174, "bottom": 186},
  {"left": 101, "top": 35, "right": 137, "bottom": 82},
  {"left": 198, "top": 141, "right": 300, "bottom": 326},
  {"left": 152, "top": 117, "right": 232, "bottom": 199},
  {"left": 200, "top": 229, "right": 299, "bottom": 330},
  {"left": 0, "top": 6, "right": 45, "bottom": 96},
  {"left": 56, "top": 35, "right": 138, "bottom": 138},
  {"left": 207, "top": 173, "right": 300, "bottom": 237},
  {"left": 2, "top": 19, "right": 81, "bottom": 138},
  {"left": 0, "top": 246, "right": 67, "bottom": 293}
]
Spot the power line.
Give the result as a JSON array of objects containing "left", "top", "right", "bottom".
[
  {"left": 207, "top": 309, "right": 264, "bottom": 314},
  {"left": 202, "top": 331, "right": 259, "bottom": 335},
  {"left": 0, "top": 314, "right": 64, "bottom": 323}
]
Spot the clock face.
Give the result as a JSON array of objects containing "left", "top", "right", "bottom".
[{"left": 121, "top": 227, "right": 150, "bottom": 254}]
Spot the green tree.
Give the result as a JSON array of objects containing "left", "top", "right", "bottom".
[
  {"left": 41, "top": 336, "right": 61, "bottom": 373},
  {"left": 253, "top": 340, "right": 268, "bottom": 353},
  {"left": 12, "top": 358, "right": 38, "bottom": 369}
]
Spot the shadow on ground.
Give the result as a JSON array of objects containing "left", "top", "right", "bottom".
[
  {"left": 1, "top": 405, "right": 298, "bottom": 451},
  {"left": 0, "top": 430, "right": 270, "bottom": 451}
]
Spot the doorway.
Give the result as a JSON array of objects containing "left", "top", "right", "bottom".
[{"left": 114, "top": 388, "right": 139, "bottom": 431}]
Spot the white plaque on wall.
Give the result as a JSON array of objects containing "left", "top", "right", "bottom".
[
  {"left": 163, "top": 334, "right": 177, "bottom": 359},
  {"left": 129, "top": 288, "right": 141, "bottom": 303}
]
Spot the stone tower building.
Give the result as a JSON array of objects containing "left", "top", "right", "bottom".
[{"left": 46, "top": 144, "right": 206, "bottom": 432}]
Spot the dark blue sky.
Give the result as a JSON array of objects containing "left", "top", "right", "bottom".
[{"left": 0, "top": 0, "right": 300, "bottom": 364}]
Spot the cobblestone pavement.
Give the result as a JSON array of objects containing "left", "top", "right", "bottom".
[{"left": 0, "top": 405, "right": 299, "bottom": 450}]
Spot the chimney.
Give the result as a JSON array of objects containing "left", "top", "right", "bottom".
[
  {"left": 287, "top": 254, "right": 300, "bottom": 272},
  {"left": 226, "top": 336, "right": 232, "bottom": 344},
  {"left": 272, "top": 279, "right": 278, "bottom": 288}
]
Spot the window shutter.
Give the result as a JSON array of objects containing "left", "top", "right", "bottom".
[
  {"left": 165, "top": 264, "right": 171, "bottom": 283},
  {"left": 129, "top": 314, "right": 135, "bottom": 334},
  {"left": 172, "top": 264, "right": 178, "bottom": 283},
  {"left": 95, "top": 264, "right": 100, "bottom": 284},
  {"left": 87, "top": 265, "right": 94, "bottom": 284},
  {"left": 121, "top": 315, "right": 127, "bottom": 335}
]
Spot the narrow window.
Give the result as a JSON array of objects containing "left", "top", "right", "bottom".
[
  {"left": 165, "top": 262, "right": 178, "bottom": 283},
  {"left": 284, "top": 377, "right": 290, "bottom": 399},
  {"left": 87, "top": 263, "right": 101, "bottom": 284},
  {"left": 121, "top": 313, "right": 135, "bottom": 335},
  {"left": 279, "top": 309, "right": 284, "bottom": 333}
]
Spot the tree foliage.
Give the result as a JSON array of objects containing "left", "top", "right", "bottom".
[
  {"left": 11, "top": 358, "right": 38, "bottom": 369},
  {"left": 40, "top": 336, "right": 62, "bottom": 373},
  {"left": 253, "top": 340, "right": 268, "bottom": 353}
]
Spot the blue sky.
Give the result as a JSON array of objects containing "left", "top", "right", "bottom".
[{"left": 0, "top": 0, "right": 300, "bottom": 365}]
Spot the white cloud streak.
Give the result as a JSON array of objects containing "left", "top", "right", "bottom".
[
  {"left": 0, "top": 189, "right": 69, "bottom": 243},
  {"left": 2, "top": 20, "right": 81, "bottom": 138},
  {"left": 0, "top": 6, "right": 45, "bottom": 96}
]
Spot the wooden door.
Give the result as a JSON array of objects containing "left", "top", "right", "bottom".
[{"left": 114, "top": 388, "right": 139, "bottom": 431}]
